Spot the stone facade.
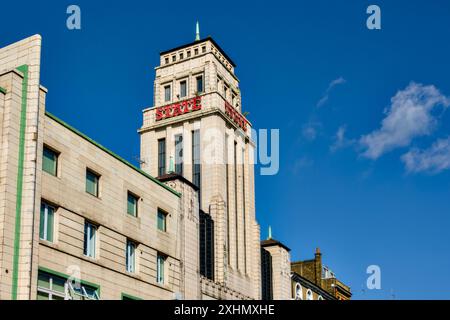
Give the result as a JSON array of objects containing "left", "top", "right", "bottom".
[
  {"left": 0, "top": 35, "right": 261, "bottom": 300},
  {"left": 139, "top": 37, "right": 261, "bottom": 300}
]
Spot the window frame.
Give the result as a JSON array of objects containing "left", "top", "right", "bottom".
[
  {"left": 156, "top": 253, "right": 166, "bottom": 285},
  {"left": 157, "top": 208, "right": 168, "bottom": 232},
  {"left": 39, "top": 201, "right": 55, "bottom": 243},
  {"left": 42, "top": 145, "right": 59, "bottom": 176},
  {"left": 83, "top": 221, "right": 97, "bottom": 259},
  {"left": 158, "top": 138, "right": 166, "bottom": 176},
  {"left": 127, "top": 191, "right": 139, "bottom": 217},
  {"left": 85, "top": 168, "right": 100, "bottom": 197},
  {"left": 179, "top": 79, "right": 187, "bottom": 98},
  {"left": 126, "top": 240, "right": 136, "bottom": 273},
  {"left": 164, "top": 84, "right": 172, "bottom": 102},
  {"left": 196, "top": 75, "right": 204, "bottom": 94}
]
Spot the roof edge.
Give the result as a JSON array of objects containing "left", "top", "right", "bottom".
[{"left": 45, "top": 111, "right": 181, "bottom": 198}]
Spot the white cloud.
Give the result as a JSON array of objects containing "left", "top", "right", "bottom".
[
  {"left": 302, "top": 121, "right": 322, "bottom": 141},
  {"left": 360, "top": 82, "right": 450, "bottom": 159},
  {"left": 402, "top": 137, "right": 450, "bottom": 174},
  {"left": 330, "top": 125, "right": 355, "bottom": 152},
  {"left": 316, "top": 77, "right": 346, "bottom": 108}
]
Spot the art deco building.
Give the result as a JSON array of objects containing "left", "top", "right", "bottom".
[
  {"left": 0, "top": 30, "right": 260, "bottom": 300},
  {"left": 0, "top": 30, "right": 350, "bottom": 300}
]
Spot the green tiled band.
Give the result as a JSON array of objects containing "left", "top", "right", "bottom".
[{"left": 11, "top": 65, "right": 29, "bottom": 300}]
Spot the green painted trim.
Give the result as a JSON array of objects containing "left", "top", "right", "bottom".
[
  {"left": 38, "top": 266, "right": 101, "bottom": 296},
  {"left": 45, "top": 111, "right": 181, "bottom": 198},
  {"left": 11, "top": 65, "right": 29, "bottom": 300},
  {"left": 121, "top": 292, "right": 143, "bottom": 300},
  {"left": 0, "top": 86, "right": 6, "bottom": 94}
]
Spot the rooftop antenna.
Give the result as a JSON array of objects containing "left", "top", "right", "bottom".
[{"left": 195, "top": 21, "right": 200, "bottom": 41}]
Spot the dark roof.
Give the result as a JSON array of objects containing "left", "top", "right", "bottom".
[
  {"left": 157, "top": 172, "right": 200, "bottom": 191},
  {"left": 160, "top": 36, "right": 236, "bottom": 67},
  {"left": 261, "top": 239, "right": 291, "bottom": 252}
]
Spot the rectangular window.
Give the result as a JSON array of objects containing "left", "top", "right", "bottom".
[
  {"left": 158, "top": 138, "right": 166, "bottom": 176},
  {"left": 127, "top": 192, "right": 138, "bottom": 217},
  {"left": 187, "top": 50, "right": 191, "bottom": 58},
  {"left": 157, "top": 254, "right": 166, "bottom": 284},
  {"left": 199, "top": 211, "right": 214, "bottom": 280},
  {"left": 40, "top": 202, "right": 55, "bottom": 242},
  {"left": 175, "top": 134, "right": 183, "bottom": 175},
  {"left": 194, "top": 48, "right": 199, "bottom": 55},
  {"left": 232, "top": 93, "right": 236, "bottom": 106},
  {"left": 202, "top": 46, "right": 206, "bottom": 53},
  {"left": 172, "top": 55, "right": 176, "bottom": 62},
  {"left": 196, "top": 75, "right": 203, "bottom": 94},
  {"left": 179, "top": 52, "right": 184, "bottom": 60},
  {"left": 234, "top": 141, "right": 239, "bottom": 269},
  {"left": 224, "top": 84, "right": 228, "bottom": 100},
  {"left": 165, "top": 57, "right": 169, "bottom": 64},
  {"left": 164, "top": 85, "right": 171, "bottom": 102},
  {"left": 242, "top": 148, "right": 247, "bottom": 274},
  {"left": 37, "top": 270, "right": 99, "bottom": 300},
  {"left": 192, "top": 130, "right": 201, "bottom": 190},
  {"left": 84, "top": 222, "right": 97, "bottom": 258},
  {"left": 43, "top": 146, "right": 58, "bottom": 176},
  {"left": 225, "top": 135, "right": 230, "bottom": 264},
  {"left": 86, "top": 169, "right": 99, "bottom": 197},
  {"left": 157, "top": 208, "right": 167, "bottom": 232},
  {"left": 37, "top": 271, "right": 66, "bottom": 300},
  {"left": 126, "top": 240, "right": 136, "bottom": 273},
  {"left": 180, "top": 80, "right": 187, "bottom": 98}
]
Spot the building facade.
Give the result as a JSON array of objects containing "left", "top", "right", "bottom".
[
  {"left": 0, "top": 33, "right": 350, "bottom": 301},
  {"left": 0, "top": 33, "right": 261, "bottom": 300}
]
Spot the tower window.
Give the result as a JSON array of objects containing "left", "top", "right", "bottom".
[
  {"left": 179, "top": 52, "right": 184, "bottom": 60},
  {"left": 175, "top": 134, "right": 183, "bottom": 175},
  {"left": 165, "top": 57, "right": 169, "bottom": 64},
  {"left": 199, "top": 211, "right": 214, "bottom": 280},
  {"left": 194, "top": 48, "right": 199, "bottom": 55},
  {"left": 164, "top": 85, "right": 171, "bottom": 102},
  {"left": 196, "top": 75, "right": 204, "bottom": 94},
  {"left": 158, "top": 138, "right": 166, "bottom": 176},
  {"left": 172, "top": 55, "right": 176, "bottom": 62},
  {"left": 187, "top": 50, "right": 191, "bottom": 58},
  {"left": 180, "top": 80, "right": 187, "bottom": 98},
  {"left": 202, "top": 46, "right": 206, "bottom": 53}
]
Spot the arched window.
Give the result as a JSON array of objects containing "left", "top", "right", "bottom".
[
  {"left": 318, "top": 295, "right": 324, "bottom": 300},
  {"left": 295, "top": 283, "right": 303, "bottom": 300},
  {"left": 306, "top": 289, "right": 313, "bottom": 300}
]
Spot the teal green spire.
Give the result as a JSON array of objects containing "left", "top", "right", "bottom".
[
  {"left": 195, "top": 21, "right": 200, "bottom": 41},
  {"left": 268, "top": 226, "right": 272, "bottom": 240}
]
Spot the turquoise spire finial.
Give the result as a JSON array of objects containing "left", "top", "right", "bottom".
[
  {"left": 268, "top": 226, "right": 272, "bottom": 240},
  {"left": 169, "top": 156, "right": 175, "bottom": 173},
  {"left": 195, "top": 21, "right": 200, "bottom": 41}
]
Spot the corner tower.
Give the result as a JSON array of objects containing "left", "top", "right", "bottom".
[{"left": 139, "top": 34, "right": 261, "bottom": 299}]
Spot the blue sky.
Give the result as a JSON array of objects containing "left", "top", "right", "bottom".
[{"left": 2, "top": 0, "right": 450, "bottom": 299}]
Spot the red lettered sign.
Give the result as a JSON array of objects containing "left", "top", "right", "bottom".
[
  {"left": 155, "top": 96, "right": 202, "bottom": 121},
  {"left": 225, "top": 101, "right": 247, "bottom": 132}
]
